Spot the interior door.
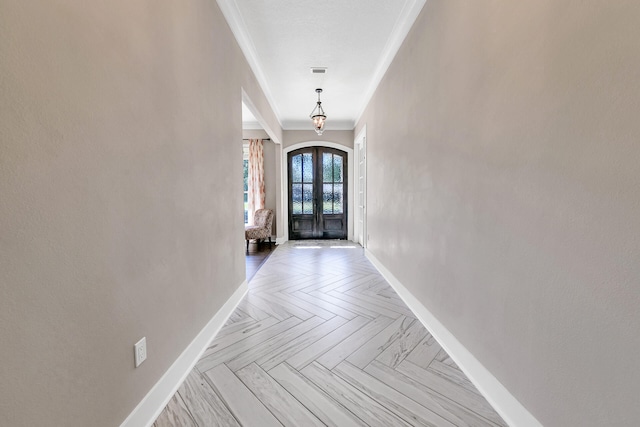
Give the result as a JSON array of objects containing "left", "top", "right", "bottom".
[{"left": 288, "top": 147, "right": 347, "bottom": 239}]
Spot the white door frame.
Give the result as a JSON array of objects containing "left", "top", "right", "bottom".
[
  {"left": 354, "top": 126, "right": 367, "bottom": 247},
  {"left": 280, "top": 141, "right": 354, "bottom": 243}
]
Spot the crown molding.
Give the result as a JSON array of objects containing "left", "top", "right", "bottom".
[
  {"left": 217, "top": 0, "right": 283, "bottom": 128},
  {"left": 354, "top": 0, "right": 427, "bottom": 126},
  {"left": 242, "top": 121, "right": 264, "bottom": 130},
  {"left": 219, "top": 0, "right": 426, "bottom": 132}
]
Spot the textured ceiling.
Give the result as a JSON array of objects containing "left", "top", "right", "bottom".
[{"left": 223, "top": 0, "right": 426, "bottom": 130}]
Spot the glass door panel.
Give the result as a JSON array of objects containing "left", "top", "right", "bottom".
[{"left": 288, "top": 147, "right": 347, "bottom": 239}]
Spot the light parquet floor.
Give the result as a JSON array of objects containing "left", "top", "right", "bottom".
[{"left": 154, "top": 241, "right": 507, "bottom": 427}]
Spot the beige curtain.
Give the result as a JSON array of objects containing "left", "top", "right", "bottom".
[{"left": 247, "top": 138, "right": 265, "bottom": 225}]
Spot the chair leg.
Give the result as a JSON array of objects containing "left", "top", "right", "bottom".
[
  {"left": 246, "top": 239, "right": 249, "bottom": 252},
  {"left": 268, "top": 236, "right": 272, "bottom": 245}
]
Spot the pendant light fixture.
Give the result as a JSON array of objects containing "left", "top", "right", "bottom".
[{"left": 309, "top": 88, "right": 327, "bottom": 135}]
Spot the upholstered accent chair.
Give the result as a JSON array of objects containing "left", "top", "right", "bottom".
[{"left": 245, "top": 208, "right": 274, "bottom": 251}]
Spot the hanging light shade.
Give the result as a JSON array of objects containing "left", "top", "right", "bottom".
[{"left": 309, "top": 88, "right": 327, "bottom": 135}]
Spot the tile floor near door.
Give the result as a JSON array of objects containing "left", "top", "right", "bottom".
[{"left": 154, "top": 241, "right": 507, "bottom": 427}]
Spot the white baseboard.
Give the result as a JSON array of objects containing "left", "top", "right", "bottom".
[
  {"left": 120, "top": 281, "right": 248, "bottom": 427},
  {"left": 365, "top": 250, "right": 542, "bottom": 427},
  {"left": 275, "top": 236, "right": 287, "bottom": 245}
]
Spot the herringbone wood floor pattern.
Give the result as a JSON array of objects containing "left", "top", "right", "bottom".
[{"left": 154, "top": 241, "right": 507, "bottom": 427}]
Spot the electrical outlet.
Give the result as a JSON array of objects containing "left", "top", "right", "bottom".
[{"left": 134, "top": 337, "right": 147, "bottom": 367}]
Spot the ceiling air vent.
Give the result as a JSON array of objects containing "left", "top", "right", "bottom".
[{"left": 310, "top": 67, "right": 327, "bottom": 74}]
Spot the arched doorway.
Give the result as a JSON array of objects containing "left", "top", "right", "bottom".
[{"left": 288, "top": 146, "right": 348, "bottom": 239}]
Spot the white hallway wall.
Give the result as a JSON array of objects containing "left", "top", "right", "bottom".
[
  {"left": 0, "top": 1, "right": 280, "bottom": 426},
  {"left": 356, "top": 1, "right": 640, "bottom": 426}
]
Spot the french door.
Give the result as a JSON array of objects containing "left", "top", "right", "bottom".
[{"left": 288, "top": 147, "right": 348, "bottom": 239}]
